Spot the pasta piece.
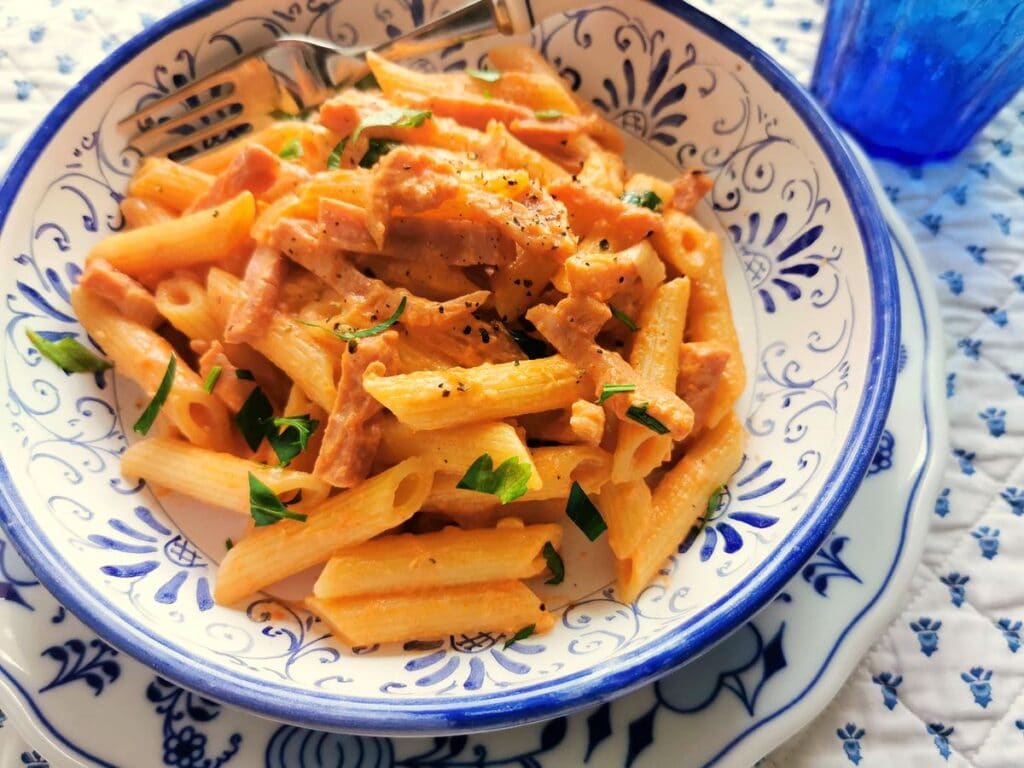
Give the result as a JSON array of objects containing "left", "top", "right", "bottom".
[
  {"left": 214, "top": 457, "right": 433, "bottom": 604},
  {"left": 188, "top": 122, "right": 337, "bottom": 176},
  {"left": 314, "top": 331, "right": 399, "bottom": 488},
  {"left": 87, "top": 191, "right": 256, "bottom": 276},
  {"left": 670, "top": 170, "right": 714, "bottom": 213},
  {"left": 612, "top": 278, "right": 691, "bottom": 482},
  {"left": 548, "top": 177, "right": 661, "bottom": 248},
  {"left": 120, "top": 196, "right": 174, "bottom": 228},
  {"left": 77, "top": 259, "right": 160, "bottom": 328},
  {"left": 71, "top": 287, "right": 232, "bottom": 450},
  {"left": 623, "top": 173, "right": 674, "bottom": 208},
  {"left": 207, "top": 268, "right": 338, "bottom": 411},
  {"left": 601, "top": 479, "right": 653, "bottom": 561},
  {"left": 517, "top": 401, "right": 605, "bottom": 446},
  {"left": 313, "top": 522, "right": 562, "bottom": 598},
  {"left": 363, "top": 356, "right": 590, "bottom": 431},
  {"left": 128, "top": 157, "right": 213, "bottom": 212},
  {"left": 552, "top": 240, "right": 666, "bottom": 302},
  {"left": 617, "top": 414, "right": 744, "bottom": 602},
  {"left": 378, "top": 418, "right": 541, "bottom": 490},
  {"left": 350, "top": 253, "right": 481, "bottom": 302},
  {"left": 480, "top": 121, "right": 569, "bottom": 187},
  {"left": 223, "top": 245, "right": 288, "bottom": 344},
  {"left": 154, "top": 273, "right": 223, "bottom": 341},
  {"left": 187, "top": 144, "right": 300, "bottom": 212},
  {"left": 527, "top": 297, "right": 694, "bottom": 441},
  {"left": 122, "top": 437, "right": 329, "bottom": 514},
  {"left": 307, "top": 580, "right": 552, "bottom": 646},
  {"left": 677, "top": 341, "right": 731, "bottom": 435},
  {"left": 490, "top": 246, "right": 560, "bottom": 322},
  {"left": 576, "top": 148, "right": 626, "bottom": 196},
  {"left": 569, "top": 400, "right": 606, "bottom": 446},
  {"left": 424, "top": 444, "right": 611, "bottom": 515}
]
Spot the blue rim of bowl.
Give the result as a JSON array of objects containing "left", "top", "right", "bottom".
[{"left": 0, "top": 0, "right": 899, "bottom": 734}]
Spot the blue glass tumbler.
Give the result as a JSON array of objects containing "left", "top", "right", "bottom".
[{"left": 812, "top": 0, "right": 1024, "bottom": 164}]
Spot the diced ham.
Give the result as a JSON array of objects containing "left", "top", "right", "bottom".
[
  {"left": 186, "top": 145, "right": 285, "bottom": 212},
  {"left": 314, "top": 331, "right": 399, "bottom": 487},
  {"left": 404, "top": 92, "right": 533, "bottom": 131},
  {"left": 677, "top": 342, "right": 730, "bottom": 433},
  {"left": 671, "top": 170, "right": 713, "bottom": 213},
  {"left": 78, "top": 259, "right": 160, "bottom": 327},
  {"left": 198, "top": 341, "right": 256, "bottom": 413},
  {"left": 527, "top": 296, "right": 694, "bottom": 440},
  {"left": 548, "top": 177, "right": 662, "bottom": 247},
  {"left": 224, "top": 246, "right": 288, "bottom": 344}
]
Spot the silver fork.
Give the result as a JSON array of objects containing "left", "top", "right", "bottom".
[{"left": 120, "top": 0, "right": 582, "bottom": 159}]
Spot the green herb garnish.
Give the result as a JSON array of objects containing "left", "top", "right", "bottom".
[
  {"left": 278, "top": 138, "right": 304, "bottom": 160},
  {"left": 203, "top": 365, "right": 222, "bottom": 394},
  {"left": 225, "top": 537, "right": 234, "bottom": 551},
  {"left": 351, "top": 108, "right": 432, "bottom": 145},
  {"left": 248, "top": 472, "right": 308, "bottom": 527},
  {"left": 326, "top": 137, "right": 348, "bottom": 170},
  {"left": 542, "top": 542, "right": 564, "bottom": 585},
  {"left": 625, "top": 402, "right": 669, "bottom": 435},
  {"left": 235, "top": 387, "right": 274, "bottom": 451},
  {"left": 620, "top": 190, "right": 662, "bottom": 211},
  {"left": 467, "top": 67, "right": 502, "bottom": 83},
  {"left": 354, "top": 72, "right": 380, "bottom": 91},
  {"left": 359, "top": 138, "right": 402, "bottom": 168},
  {"left": 268, "top": 414, "right": 319, "bottom": 467},
  {"left": 598, "top": 383, "right": 636, "bottom": 405},
  {"left": 706, "top": 485, "right": 725, "bottom": 516},
  {"left": 503, "top": 624, "right": 536, "bottom": 649},
  {"left": 26, "top": 329, "right": 111, "bottom": 374},
  {"left": 133, "top": 355, "right": 176, "bottom": 435},
  {"left": 565, "top": 481, "right": 606, "bottom": 541},
  {"left": 235, "top": 368, "right": 255, "bottom": 381},
  {"left": 456, "top": 453, "right": 532, "bottom": 504},
  {"left": 321, "top": 296, "right": 407, "bottom": 340},
  {"left": 534, "top": 109, "right": 563, "bottom": 121},
  {"left": 609, "top": 304, "right": 638, "bottom": 332}
]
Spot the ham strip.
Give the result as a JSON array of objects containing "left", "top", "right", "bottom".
[
  {"left": 186, "top": 144, "right": 286, "bottom": 212},
  {"left": 224, "top": 246, "right": 288, "bottom": 344},
  {"left": 548, "top": 177, "right": 662, "bottom": 247},
  {"left": 78, "top": 259, "right": 159, "bottom": 327},
  {"left": 671, "top": 170, "right": 714, "bottom": 213},
  {"left": 198, "top": 341, "right": 256, "bottom": 413}
]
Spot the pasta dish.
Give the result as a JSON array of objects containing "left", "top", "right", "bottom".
[{"left": 32, "top": 45, "right": 745, "bottom": 648}]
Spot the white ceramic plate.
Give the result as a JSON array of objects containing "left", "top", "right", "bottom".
[{"left": 0, "top": 0, "right": 898, "bottom": 732}]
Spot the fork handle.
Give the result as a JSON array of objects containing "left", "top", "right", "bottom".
[{"left": 496, "top": 0, "right": 594, "bottom": 34}]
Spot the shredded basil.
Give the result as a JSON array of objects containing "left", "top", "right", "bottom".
[
  {"left": 359, "top": 138, "right": 402, "bottom": 168},
  {"left": 456, "top": 453, "right": 532, "bottom": 504},
  {"left": 534, "top": 109, "right": 563, "bottom": 121},
  {"left": 203, "top": 365, "right": 222, "bottom": 394},
  {"left": 323, "top": 296, "right": 407, "bottom": 341},
  {"left": 326, "top": 137, "right": 348, "bottom": 170},
  {"left": 503, "top": 624, "right": 536, "bottom": 649},
  {"left": 620, "top": 190, "right": 662, "bottom": 211},
  {"left": 542, "top": 542, "right": 564, "bottom": 585},
  {"left": 248, "top": 472, "right": 307, "bottom": 527},
  {"left": 351, "top": 108, "right": 432, "bottom": 146},
  {"left": 706, "top": 484, "right": 725, "bottom": 516},
  {"left": 609, "top": 304, "right": 638, "bottom": 332},
  {"left": 133, "top": 355, "right": 176, "bottom": 435},
  {"left": 268, "top": 414, "right": 319, "bottom": 467},
  {"left": 625, "top": 402, "right": 670, "bottom": 435},
  {"left": 278, "top": 138, "right": 304, "bottom": 160},
  {"left": 234, "top": 387, "right": 275, "bottom": 451},
  {"left": 26, "top": 329, "right": 111, "bottom": 374},
  {"left": 597, "top": 383, "right": 636, "bottom": 405},
  {"left": 565, "top": 481, "right": 606, "bottom": 541}
]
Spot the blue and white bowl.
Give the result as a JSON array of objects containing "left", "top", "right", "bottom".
[{"left": 0, "top": 0, "right": 898, "bottom": 734}]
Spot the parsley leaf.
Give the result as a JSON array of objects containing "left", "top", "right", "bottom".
[
  {"left": 235, "top": 387, "right": 274, "bottom": 451},
  {"left": 235, "top": 368, "right": 255, "bottom": 381},
  {"left": 534, "top": 109, "right": 563, "bottom": 121},
  {"left": 354, "top": 72, "right": 380, "bottom": 90},
  {"left": 706, "top": 484, "right": 725, "bottom": 516},
  {"left": 565, "top": 481, "right": 606, "bottom": 541},
  {"left": 625, "top": 402, "right": 670, "bottom": 435},
  {"left": 203, "top": 365, "right": 223, "bottom": 394},
  {"left": 609, "top": 304, "right": 638, "bottom": 332},
  {"left": 26, "top": 329, "right": 112, "bottom": 374},
  {"left": 503, "top": 624, "right": 536, "bottom": 649},
  {"left": 248, "top": 472, "right": 307, "bottom": 527},
  {"left": 320, "top": 296, "right": 407, "bottom": 340},
  {"left": 326, "top": 137, "right": 348, "bottom": 170},
  {"left": 620, "top": 190, "right": 662, "bottom": 211},
  {"left": 133, "top": 355, "right": 176, "bottom": 435},
  {"left": 278, "top": 138, "right": 304, "bottom": 160},
  {"left": 268, "top": 414, "right": 319, "bottom": 467},
  {"left": 542, "top": 542, "right": 564, "bottom": 585},
  {"left": 224, "top": 537, "right": 234, "bottom": 551},
  {"left": 468, "top": 67, "right": 501, "bottom": 83},
  {"left": 351, "top": 108, "right": 432, "bottom": 146},
  {"left": 456, "top": 453, "right": 532, "bottom": 504},
  {"left": 359, "top": 138, "right": 402, "bottom": 169},
  {"left": 597, "top": 383, "right": 636, "bottom": 405}
]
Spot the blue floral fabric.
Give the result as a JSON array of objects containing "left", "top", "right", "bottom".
[{"left": 0, "top": 1, "right": 1021, "bottom": 765}]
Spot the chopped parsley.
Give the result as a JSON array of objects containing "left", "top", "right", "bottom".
[
  {"left": 359, "top": 138, "right": 402, "bottom": 168},
  {"left": 503, "top": 624, "right": 536, "bottom": 649},
  {"left": 133, "top": 355, "right": 176, "bottom": 435},
  {"left": 625, "top": 402, "right": 670, "bottom": 435},
  {"left": 235, "top": 387, "right": 275, "bottom": 451},
  {"left": 456, "top": 453, "right": 532, "bottom": 504},
  {"left": 534, "top": 109, "right": 563, "bottom": 121},
  {"left": 248, "top": 472, "right": 307, "bottom": 527},
  {"left": 351, "top": 108, "right": 432, "bottom": 145},
  {"left": 268, "top": 414, "right": 319, "bottom": 467},
  {"left": 706, "top": 485, "right": 725, "bottom": 516},
  {"left": 565, "top": 481, "right": 606, "bottom": 541},
  {"left": 203, "top": 365, "right": 223, "bottom": 394},
  {"left": 542, "top": 542, "right": 564, "bottom": 585},
  {"left": 235, "top": 368, "right": 255, "bottom": 381},
  {"left": 278, "top": 138, "right": 304, "bottom": 160},
  {"left": 609, "top": 304, "right": 638, "bottom": 332},
  {"left": 25, "top": 329, "right": 111, "bottom": 374},
  {"left": 597, "top": 383, "right": 636, "bottom": 404},
  {"left": 319, "top": 296, "right": 407, "bottom": 340},
  {"left": 467, "top": 67, "right": 502, "bottom": 83},
  {"left": 620, "top": 190, "right": 663, "bottom": 211},
  {"left": 326, "top": 137, "right": 348, "bottom": 170}
]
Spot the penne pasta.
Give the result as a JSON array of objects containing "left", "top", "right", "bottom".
[{"left": 128, "top": 157, "right": 214, "bottom": 212}]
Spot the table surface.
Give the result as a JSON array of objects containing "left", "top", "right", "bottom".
[{"left": 0, "top": 1, "right": 1022, "bottom": 765}]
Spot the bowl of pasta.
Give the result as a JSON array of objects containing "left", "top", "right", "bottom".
[{"left": 0, "top": 0, "right": 898, "bottom": 734}]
